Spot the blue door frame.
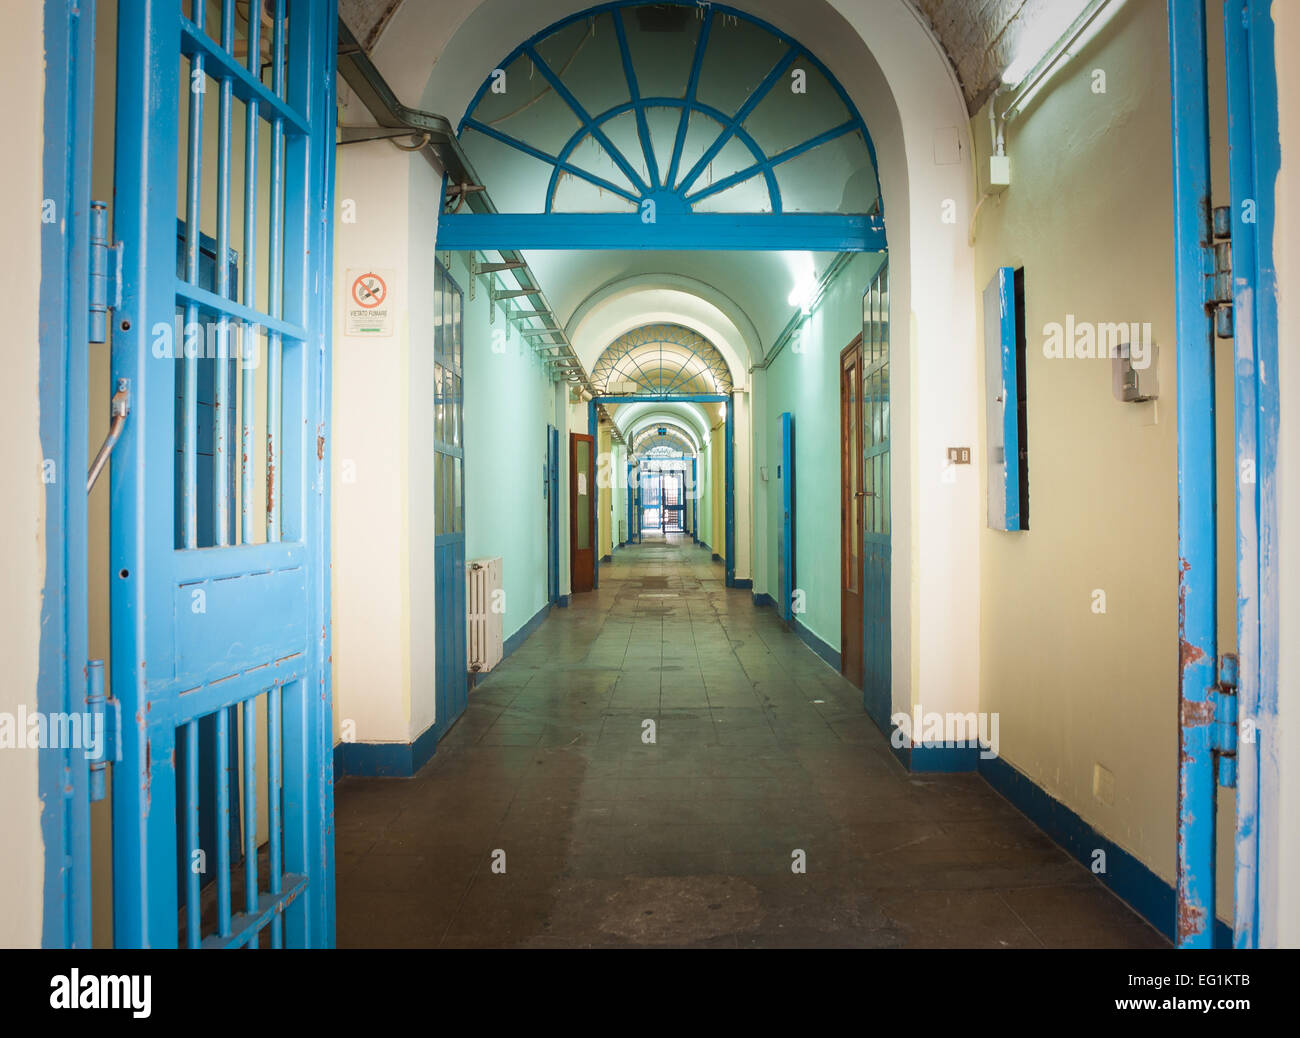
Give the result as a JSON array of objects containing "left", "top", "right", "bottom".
[
  {"left": 434, "top": 261, "right": 469, "bottom": 737},
  {"left": 592, "top": 393, "right": 735, "bottom": 583},
  {"left": 38, "top": 0, "right": 97, "bottom": 949},
  {"left": 691, "top": 458, "right": 698, "bottom": 544},
  {"left": 104, "top": 0, "right": 336, "bottom": 948},
  {"left": 777, "top": 413, "right": 795, "bottom": 622},
  {"left": 1222, "top": 1, "right": 1281, "bottom": 948},
  {"left": 1166, "top": 0, "right": 1281, "bottom": 948},
  {"left": 548, "top": 424, "right": 561, "bottom": 603},
  {"left": 862, "top": 264, "right": 891, "bottom": 732}
]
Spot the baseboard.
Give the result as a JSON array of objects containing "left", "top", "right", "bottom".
[
  {"left": 752, "top": 591, "right": 775, "bottom": 608},
  {"left": 977, "top": 754, "right": 1231, "bottom": 946},
  {"left": 711, "top": 553, "right": 722, "bottom": 562},
  {"left": 557, "top": 594, "right": 570, "bottom": 607},
  {"left": 733, "top": 578, "right": 753, "bottom": 589},
  {"left": 335, "top": 719, "right": 439, "bottom": 778},
  {"left": 601, "top": 553, "right": 613, "bottom": 563},
  {"left": 502, "top": 601, "right": 551, "bottom": 660},
  {"left": 792, "top": 617, "right": 839, "bottom": 671}
]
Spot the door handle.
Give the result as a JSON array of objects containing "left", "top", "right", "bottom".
[{"left": 87, "top": 380, "right": 130, "bottom": 493}]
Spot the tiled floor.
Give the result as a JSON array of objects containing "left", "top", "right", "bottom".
[{"left": 335, "top": 536, "right": 1168, "bottom": 948}]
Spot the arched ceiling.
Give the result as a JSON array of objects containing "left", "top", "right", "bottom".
[{"left": 340, "top": 0, "right": 1086, "bottom": 116}]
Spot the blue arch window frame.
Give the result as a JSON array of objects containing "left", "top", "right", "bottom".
[
  {"left": 592, "top": 323, "right": 734, "bottom": 397},
  {"left": 437, "top": 0, "right": 889, "bottom": 253}
]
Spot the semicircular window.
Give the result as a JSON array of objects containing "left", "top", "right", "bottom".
[
  {"left": 459, "top": 2, "right": 881, "bottom": 217},
  {"left": 592, "top": 323, "right": 733, "bottom": 396},
  {"left": 637, "top": 431, "right": 695, "bottom": 457}
]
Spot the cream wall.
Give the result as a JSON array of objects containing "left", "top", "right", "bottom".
[
  {"left": 0, "top": 2, "right": 47, "bottom": 949},
  {"left": 971, "top": 0, "right": 1236, "bottom": 920},
  {"left": 332, "top": 124, "right": 420, "bottom": 745}
]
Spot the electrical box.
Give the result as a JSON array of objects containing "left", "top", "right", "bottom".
[
  {"left": 987, "top": 154, "right": 1011, "bottom": 194},
  {"left": 1112, "top": 341, "right": 1159, "bottom": 403}
]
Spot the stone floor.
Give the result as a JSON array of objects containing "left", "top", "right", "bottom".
[{"left": 335, "top": 536, "right": 1168, "bottom": 948}]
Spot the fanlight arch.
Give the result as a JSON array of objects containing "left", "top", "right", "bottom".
[
  {"left": 636, "top": 429, "right": 695, "bottom": 457},
  {"left": 593, "top": 323, "right": 732, "bottom": 396},
  {"left": 456, "top": 1, "right": 884, "bottom": 223}
]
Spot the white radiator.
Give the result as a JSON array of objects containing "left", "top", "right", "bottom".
[{"left": 466, "top": 556, "right": 504, "bottom": 673}]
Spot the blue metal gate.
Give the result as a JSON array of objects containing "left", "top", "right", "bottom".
[
  {"left": 1167, "top": 0, "right": 1281, "bottom": 949},
  {"left": 862, "top": 264, "right": 890, "bottom": 728},
  {"left": 434, "top": 261, "right": 469, "bottom": 733},
  {"left": 108, "top": 0, "right": 336, "bottom": 948}
]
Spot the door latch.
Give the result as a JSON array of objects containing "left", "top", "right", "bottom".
[{"left": 87, "top": 379, "right": 130, "bottom": 493}]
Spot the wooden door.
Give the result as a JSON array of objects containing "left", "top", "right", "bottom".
[
  {"left": 570, "top": 433, "right": 595, "bottom": 593},
  {"left": 840, "top": 336, "right": 865, "bottom": 687}
]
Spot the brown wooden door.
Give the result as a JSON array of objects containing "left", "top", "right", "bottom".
[
  {"left": 570, "top": 432, "right": 595, "bottom": 593},
  {"left": 840, "top": 336, "right": 865, "bottom": 687}
]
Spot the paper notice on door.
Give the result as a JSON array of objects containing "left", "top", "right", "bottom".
[{"left": 577, "top": 472, "right": 588, "bottom": 496}]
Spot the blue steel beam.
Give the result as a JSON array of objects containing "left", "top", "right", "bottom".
[
  {"left": 1167, "top": 0, "right": 1218, "bottom": 950},
  {"left": 435, "top": 212, "right": 885, "bottom": 252}
]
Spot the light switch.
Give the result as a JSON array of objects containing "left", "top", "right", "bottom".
[{"left": 946, "top": 447, "right": 971, "bottom": 465}]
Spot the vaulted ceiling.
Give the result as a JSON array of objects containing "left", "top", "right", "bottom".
[{"left": 338, "top": 0, "right": 1073, "bottom": 114}]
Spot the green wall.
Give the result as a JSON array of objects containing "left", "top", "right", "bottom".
[
  {"left": 761, "top": 252, "right": 886, "bottom": 651},
  {"left": 455, "top": 252, "right": 556, "bottom": 641}
]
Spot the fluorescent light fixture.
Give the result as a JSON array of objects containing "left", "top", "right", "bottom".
[{"left": 1001, "top": 0, "right": 1122, "bottom": 117}]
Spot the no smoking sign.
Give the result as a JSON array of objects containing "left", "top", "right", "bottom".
[{"left": 345, "top": 267, "right": 395, "bottom": 336}]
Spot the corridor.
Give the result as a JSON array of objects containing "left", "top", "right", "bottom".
[{"left": 336, "top": 540, "right": 1164, "bottom": 948}]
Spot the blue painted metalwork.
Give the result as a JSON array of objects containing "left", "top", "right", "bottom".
[
  {"left": 434, "top": 260, "right": 469, "bottom": 737},
  {"left": 38, "top": 0, "right": 97, "bottom": 949},
  {"left": 548, "top": 425, "right": 561, "bottom": 602},
  {"left": 778, "top": 413, "right": 794, "bottom": 622},
  {"left": 690, "top": 458, "right": 698, "bottom": 543},
  {"left": 982, "top": 267, "right": 1023, "bottom": 531},
  {"left": 1221, "top": 0, "right": 1282, "bottom": 949},
  {"left": 457, "top": 2, "right": 884, "bottom": 224},
  {"left": 595, "top": 394, "right": 729, "bottom": 404},
  {"left": 862, "top": 264, "right": 891, "bottom": 731},
  {"left": 436, "top": 212, "right": 885, "bottom": 253},
  {"left": 589, "top": 399, "right": 599, "bottom": 588},
  {"left": 627, "top": 459, "right": 636, "bottom": 545},
  {"left": 724, "top": 398, "right": 735, "bottom": 586},
  {"left": 1243, "top": 0, "right": 1282, "bottom": 951},
  {"left": 1166, "top": 0, "right": 1218, "bottom": 949},
  {"left": 1223, "top": 0, "right": 1259, "bottom": 947},
  {"left": 109, "top": 0, "right": 335, "bottom": 947}
]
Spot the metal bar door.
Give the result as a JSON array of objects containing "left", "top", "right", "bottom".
[
  {"left": 1166, "top": 0, "right": 1282, "bottom": 949},
  {"left": 109, "top": 0, "right": 335, "bottom": 948}
]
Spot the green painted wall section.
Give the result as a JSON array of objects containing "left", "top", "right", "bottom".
[
  {"left": 762, "top": 252, "right": 886, "bottom": 649},
  {"left": 455, "top": 252, "right": 555, "bottom": 642}
]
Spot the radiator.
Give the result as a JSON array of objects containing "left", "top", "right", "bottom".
[{"left": 466, "top": 556, "right": 504, "bottom": 673}]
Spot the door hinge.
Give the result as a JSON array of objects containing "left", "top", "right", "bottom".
[
  {"left": 1212, "top": 652, "right": 1238, "bottom": 788},
  {"left": 85, "top": 659, "right": 122, "bottom": 803},
  {"left": 1206, "top": 205, "right": 1233, "bottom": 339},
  {"left": 89, "top": 200, "right": 123, "bottom": 344}
]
